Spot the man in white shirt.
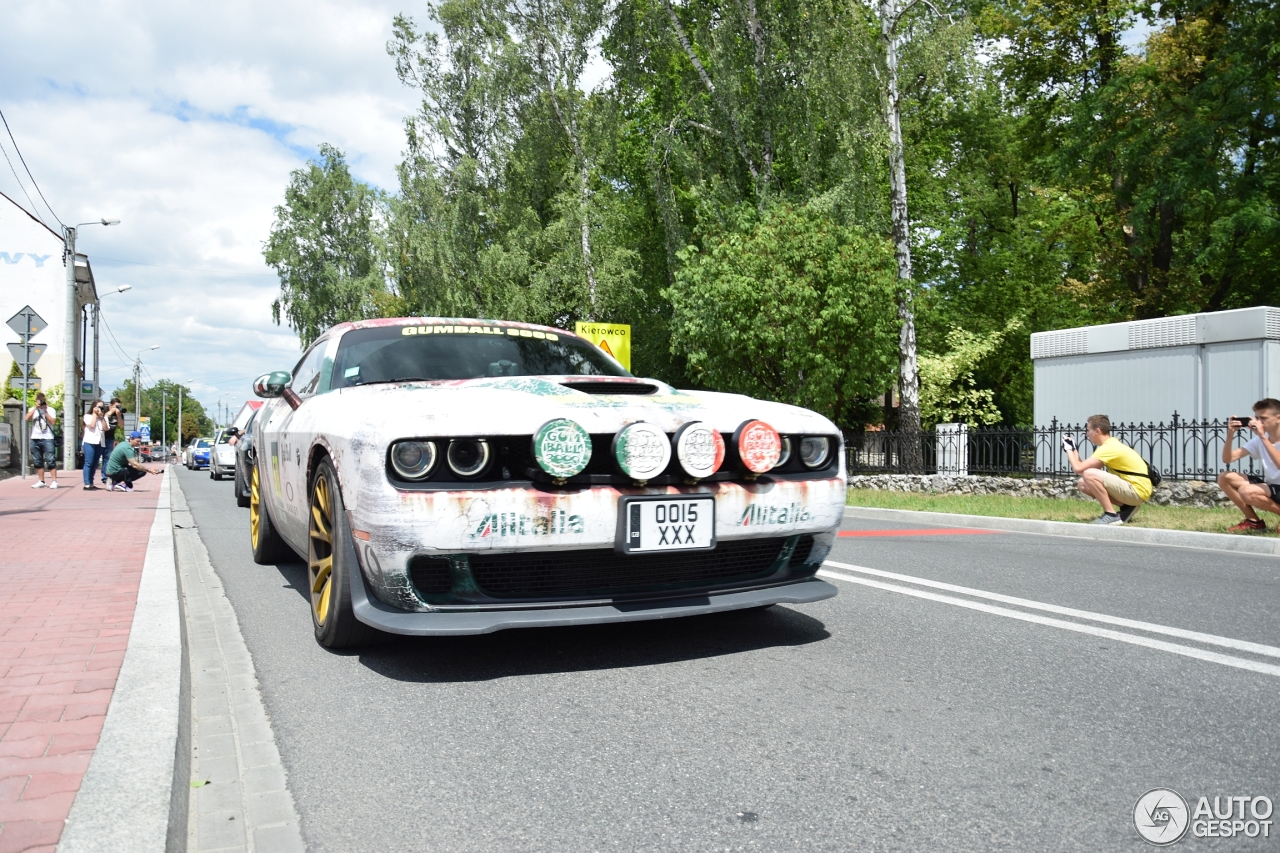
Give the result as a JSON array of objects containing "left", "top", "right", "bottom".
[
  {"left": 1217, "top": 398, "right": 1280, "bottom": 531},
  {"left": 24, "top": 392, "right": 58, "bottom": 488}
]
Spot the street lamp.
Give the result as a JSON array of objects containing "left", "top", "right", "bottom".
[
  {"left": 62, "top": 218, "right": 120, "bottom": 470},
  {"left": 93, "top": 284, "right": 132, "bottom": 404},
  {"left": 133, "top": 346, "right": 159, "bottom": 428}
]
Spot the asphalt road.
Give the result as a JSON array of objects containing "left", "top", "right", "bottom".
[{"left": 175, "top": 465, "right": 1280, "bottom": 851}]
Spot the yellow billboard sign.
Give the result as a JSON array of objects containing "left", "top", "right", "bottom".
[{"left": 574, "top": 322, "right": 632, "bottom": 371}]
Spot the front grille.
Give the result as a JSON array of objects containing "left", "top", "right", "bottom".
[
  {"left": 408, "top": 556, "right": 452, "bottom": 595},
  {"left": 468, "top": 537, "right": 790, "bottom": 599},
  {"left": 789, "top": 534, "right": 815, "bottom": 568}
]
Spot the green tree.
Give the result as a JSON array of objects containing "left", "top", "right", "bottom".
[
  {"left": 668, "top": 205, "right": 900, "bottom": 430},
  {"left": 264, "top": 145, "right": 388, "bottom": 347}
]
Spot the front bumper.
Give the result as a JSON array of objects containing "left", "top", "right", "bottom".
[{"left": 349, "top": 552, "right": 838, "bottom": 635}]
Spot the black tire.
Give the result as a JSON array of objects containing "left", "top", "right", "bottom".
[
  {"left": 235, "top": 463, "right": 250, "bottom": 508},
  {"left": 211, "top": 466, "right": 221, "bottom": 480},
  {"left": 249, "top": 463, "right": 290, "bottom": 564},
  {"left": 308, "top": 458, "right": 376, "bottom": 649}
]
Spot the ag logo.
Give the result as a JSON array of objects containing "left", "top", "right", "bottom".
[{"left": 1134, "top": 788, "right": 1189, "bottom": 845}]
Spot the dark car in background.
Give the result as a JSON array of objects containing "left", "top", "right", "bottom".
[{"left": 233, "top": 411, "right": 258, "bottom": 508}]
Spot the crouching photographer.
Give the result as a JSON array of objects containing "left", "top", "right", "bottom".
[
  {"left": 1062, "top": 415, "right": 1154, "bottom": 525},
  {"left": 105, "top": 430, "right": 162, "bottom": 492},
  {"left": 1217, "top": 398, "right": 1280, "bottom": 532}
]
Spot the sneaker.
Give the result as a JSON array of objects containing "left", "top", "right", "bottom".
[
  {"left": 1091, "top": 512, "right": 1122, "bottom": 525},
  {"left": 122, "top": 485, "right": 134, "bottom": 493},
  {"left": 83, "top": 484, "right": 97, "bottom": 491},
  {"left": 48, "top": 480, "right": 58, "bottom": 489},
  {"left": 1117, "top": 504, "right": 1137, "bottom": 523},
  {"left": 31, "top": 481, "right": 45, "bottom": 489},
  {"left": 1227, "top": 518, "right": 1266, "bottom": 532}
]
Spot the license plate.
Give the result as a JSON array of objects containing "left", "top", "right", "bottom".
[{"left": 616, "top": 496, "right": 716, "bottom": 554}]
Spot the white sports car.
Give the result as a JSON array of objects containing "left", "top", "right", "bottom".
[{"left": 250, "top": 317, "right": 843, "bottom": 647}]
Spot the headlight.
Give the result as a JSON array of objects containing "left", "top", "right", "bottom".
[
  {"left": 776, "top": 436, "right": 793, "bottom": 467},
  {"left": 799, "top": 436, "right": 831, "bottom": 469},
  {"left": 390, "top": 440, "right": 438, "bottom": 480},
  {"left": 613, "top": 422, "right": 671, "bottom": 480},
  {"left": 734, "top": 419, "right": 782, "bottom": 474},
  {"left": 447, "top": 438, "right": 491, "bottom": 478},
  {"left": 533, "top": 419, "right": 592, "bottom": 478},
  {"left": 673, "top": 421, "right": 725, "bottom": 479}
]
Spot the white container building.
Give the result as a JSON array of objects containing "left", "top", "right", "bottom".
[{"left": 1030, "top": 307, "right": 1280, "bottom": 427}]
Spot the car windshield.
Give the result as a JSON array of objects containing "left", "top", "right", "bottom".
[
  {"left": 216, "top": 432, "right": 232, "bottom": 445},
  {"left": 196, "top": 440, "right": 209, "bottom": 449},
  {"left": 330, "top": 325, "right": 630, "bottom": 388}
]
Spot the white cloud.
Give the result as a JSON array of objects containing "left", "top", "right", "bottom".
[{"left": 0, "top": 0, "right": 421, "bottom": 418}]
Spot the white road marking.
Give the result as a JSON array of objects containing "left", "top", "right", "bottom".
[
  {"left": 823, "top": 560, "right": 1280, "bottom": 660},
  {"left": 818, "top": 565, "right": 1280, "bottom": 679}
]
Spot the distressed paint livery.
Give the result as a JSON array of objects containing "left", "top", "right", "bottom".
[{"left": 253, "top": 317, "right": 843, "bottom": 628}]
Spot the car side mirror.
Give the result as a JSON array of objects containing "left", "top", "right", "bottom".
[{"left": 253, "top": 371, "right": 292, "bottom": 398}]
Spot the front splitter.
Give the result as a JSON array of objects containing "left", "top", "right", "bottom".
[{"left": 349, "top": 562, "right": 837, "bottom": 636}]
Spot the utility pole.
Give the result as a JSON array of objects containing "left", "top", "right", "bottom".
[
  {"left": 134, "top": 358, "right": 141, "bottom": 423},
  {"left": 62, "top": 218, "right": 120, "bottom": 470},
  {"left": 161, "top": 386, "right": 166, "bottom": 456}
]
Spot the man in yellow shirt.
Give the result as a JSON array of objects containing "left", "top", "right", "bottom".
[{"left": 1063, "top": 414, "right": 1154, "bottom": 525}]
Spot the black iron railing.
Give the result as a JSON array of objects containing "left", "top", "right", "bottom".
[{"left": 847, "top": 414, "right": 1264, "bottom": 481}]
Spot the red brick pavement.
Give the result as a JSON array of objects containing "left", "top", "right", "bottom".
[{"left": 0, "top": 468, "right": 164, "bottom": 853}]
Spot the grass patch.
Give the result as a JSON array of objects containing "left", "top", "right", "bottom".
[{"left": 845, "top": 489, "right": 1265, "bottom": 535}]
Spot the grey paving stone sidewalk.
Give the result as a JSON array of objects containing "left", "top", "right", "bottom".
[{"left": 171, "top": 479, "right": 305, "bottom": 853}]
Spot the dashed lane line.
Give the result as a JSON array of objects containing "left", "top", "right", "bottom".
[{"left": 818, "top": 563, "right": 1280, "bottom": 679}]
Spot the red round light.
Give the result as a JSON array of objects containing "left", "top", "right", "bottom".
[{"left": 734, "top": 420, "right": 781, "bottom": 474}]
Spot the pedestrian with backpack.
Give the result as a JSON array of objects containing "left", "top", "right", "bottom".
[{"left": 1062, "top": 414, "right": 1156, "bottom": 525}]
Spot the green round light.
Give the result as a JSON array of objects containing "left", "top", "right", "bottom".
[{"left": 533, "top": 419, "right": 592, "bottom": 479}]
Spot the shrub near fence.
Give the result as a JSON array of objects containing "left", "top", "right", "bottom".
[{"left": 847, "top": 415, "right": 1265, "bottom": 482}]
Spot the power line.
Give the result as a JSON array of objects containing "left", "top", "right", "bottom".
[
  {"left": 0, "top": 108, "right": 63, "bottom": 228},
  {"left": 0, "top": 137, "right": 46, "bottom": 227}
]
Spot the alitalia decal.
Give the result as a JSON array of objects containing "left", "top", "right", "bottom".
[
  {"left": 739, "top": 502, "right": 813, "bottom": 526},
  {"left": 469, "top": 510, "right": 585, "bottom": 538}
]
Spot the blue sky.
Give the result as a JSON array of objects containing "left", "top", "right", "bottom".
[{"left": 0, "top": 0, "right": 420, "bottom": 418}]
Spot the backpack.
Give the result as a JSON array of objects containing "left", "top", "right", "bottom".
[{"left": 1112, "top": 459, "right": 1163, "bottom": 489}]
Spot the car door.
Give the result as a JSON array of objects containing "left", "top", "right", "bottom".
[{"left": 261, "top": 339, "right": 333, "bottom": 552}]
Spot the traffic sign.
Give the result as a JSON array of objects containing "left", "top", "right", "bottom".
[
  {"left": 6, "top": 342, "right": 46, "bottom": 377},
  {"left": 124, "top": 413, "right": 138, "bottom": 432},
  {"left": 574, "top": 322, "right": 632, "bottom": 370},
  {"left": 7, "top": 306, "right": 47, "bottom": 339},
  {"left": 139, "top": 416, "right": 151, "bottom": 442},
  {"left": 79, "top": 380, "right": 97, "bottom": 400}
]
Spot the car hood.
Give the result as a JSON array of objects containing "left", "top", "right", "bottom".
[{"left": 315, "top": 376, "right": 839, "bottom": 440}]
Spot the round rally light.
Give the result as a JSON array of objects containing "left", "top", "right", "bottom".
[
  {"left": 734, "top": 419, "right": 782, "bottom": 474},
  {"left": 612, "top": 422, "right": 671, "bottom": 480},
  {"left": 390, "top": 440, "right": 438, "bottom": 480},
  {"left": 673, "top": 421, "right": 725, "bottom": 479},
  {"left": 447, "top": 438, "right": 491, "bottom": 478},
  {"left": 533, "top": 419, "right": 592, "bottom": 479},
  {"left": 799, "top": 436, "right": 832, "bottom": 469}
]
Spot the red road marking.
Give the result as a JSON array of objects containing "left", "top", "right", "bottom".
[{"left": 838, "top": 528, "right": 1003, "bottom": 537}]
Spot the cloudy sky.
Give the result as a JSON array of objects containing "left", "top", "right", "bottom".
[{"left": 0, "top": 0, "right": 423, "bottom": 420}]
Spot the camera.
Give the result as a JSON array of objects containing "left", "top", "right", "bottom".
[{"left": 1231, "top": 416, "right": 1252, "bottom": 427}]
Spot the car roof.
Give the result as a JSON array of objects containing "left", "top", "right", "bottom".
[{"left": 321, "top": 317, "right": 586, "bottom": 345}]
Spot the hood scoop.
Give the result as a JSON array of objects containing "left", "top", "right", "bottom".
[{"left": 559, "top": 379, "right": 658, "bottom": 396}]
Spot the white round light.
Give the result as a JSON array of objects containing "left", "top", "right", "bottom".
[
  {"left": 673, "top": 422, "right": 724, "bottom": 479},
  {"left": 799, "top": 436, "right": 831, "bottom": 468},
  {"left": 612, "top": 422, "right": 671, "bottom": 480},
  {"left": 391, "top": 440, "right": 438, "bottom": 480},
  {"left": 447, "top": 438, "right": 491, "bottom": 478}
]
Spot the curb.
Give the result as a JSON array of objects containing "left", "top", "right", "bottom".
[
  {"left": 843, "top": 505, "right": 1280, "bottom": 557},
  {"left": 59, "top": 471, "right": 183, "bottom": 853}
]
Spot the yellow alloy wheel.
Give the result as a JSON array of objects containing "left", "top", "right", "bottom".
[
  {"left": 250, "top": 466, "right": 262, "bottom": 548},
  {"left": 308, "top": 473, "right": 335, "bottom": 626}
]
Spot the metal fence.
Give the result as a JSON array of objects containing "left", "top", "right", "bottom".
[{"left": 847, "top": 414, "right": 1265, "bottom": 481}]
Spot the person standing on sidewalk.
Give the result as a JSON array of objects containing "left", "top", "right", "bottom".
[
  {"left": 106, "top": 431, "right": 161, "bottom": 491},
  {"left": 1063, "top": 414, "right": 1153, "bottom": 525},
  {"left": 82, "top": 401, "right": 109, "bottom": 491},
  {"left": 1216, "top": 399, "right": 1280, "bottom": 532},
  {"left": 25, "top": 392, "right": 58, "bottom": 489},
  {"left": 97, "top": 398, "right": 123, "bottom": 487}
]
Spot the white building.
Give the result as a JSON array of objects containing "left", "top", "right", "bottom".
[
  {"left": 1031, "top": 307, "right": 1280, "bottom": 426},
  {"left": 1, "top": 191, "right": 98, "bottom": 400}
]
